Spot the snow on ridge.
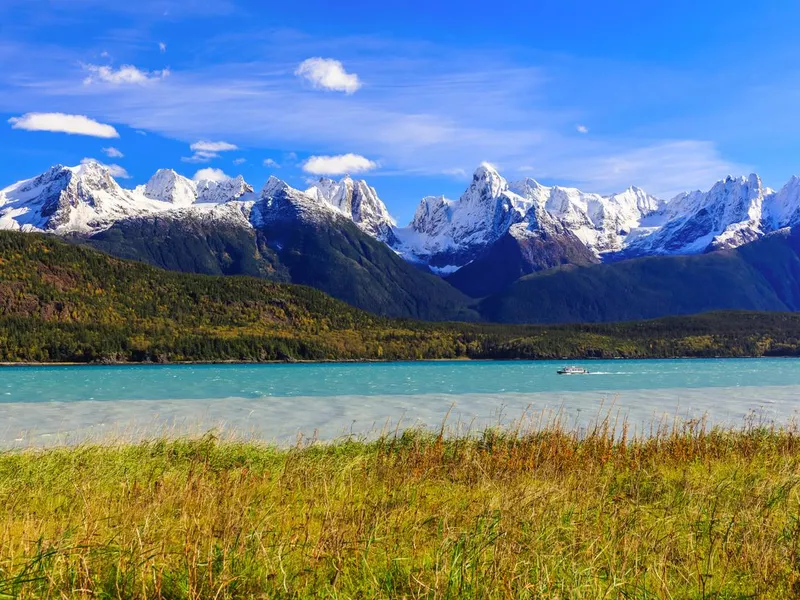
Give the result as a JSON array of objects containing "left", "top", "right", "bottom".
[
  {"left": 397, "top": 165, "right": 666, "bottom": 268},
  {"left": 3, "top": 162, "right": 800, "bottom": 271},
  {"left": 304, "top": 175, "right": 396, "bottom": 240}
]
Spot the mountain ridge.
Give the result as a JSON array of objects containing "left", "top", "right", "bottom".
[
  {"left": 6, "top": 161, "right": 800, "bottom": 270},
  {"left": 5, "top": 161, "right": 800, "bottom": 323}
]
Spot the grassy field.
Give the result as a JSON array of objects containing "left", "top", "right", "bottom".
[{"left": 2, "top": 421, "right": 800, "bottom": 599}]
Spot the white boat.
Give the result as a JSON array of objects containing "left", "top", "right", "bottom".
[{"left": 557, "top": 366, "right": 589, "bottom": 375}]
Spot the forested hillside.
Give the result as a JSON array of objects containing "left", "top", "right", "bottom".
[
  {"left": 479, "top": 229, "right": 800, "bottom": 323},
  {"left": 2, "top": 231, "right": 800, "bottom": 363},
  {"left": 81, "top": 215, "right": 476, "bottom": 321}
]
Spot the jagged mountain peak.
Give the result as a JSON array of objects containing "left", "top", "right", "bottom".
[
  {"left": 304, "top": 175, "right": 395, "bottom": 240},
  {"left": 5, "top": 161, "right": 800, "bottom": 287},
  {"left": 196, "top": 174, "right": 254, "bottom": 204},
  {"left": 260, "top": 175, "right": 291, "bottom": 197},
  {"left": 465, "top": 163, "right": 509, "bottom": 202},
  {"left": 144, "top": 169, "right": 197, "bottom": 206}
]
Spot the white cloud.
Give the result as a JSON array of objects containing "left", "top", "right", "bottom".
[
  {"left": 193, "top": 167, "right": 229, "bottom": 182},
  {"left": 182, "top": 141, "right": 238, "bottom": 163},
  {"left": 80, "top": 157, "right": 130, "bottom": 178},
  {"left": 135, "top": 130, "right": 147, "bottom": 136},
  {"left": 9, "top": 112, "right": 119, "bottom": 138},
  {"left": 100, "top": 50, "right": 111, "bottom": 59},
  {"left": 546, "top": 140, "right": 747, "bottom": 199},
  {"left": 190, "top": 140, "right": 238, "bottom": 152},
  {"left": 102, "top": 146, "right": 124, "bottom": 158},
  {"left": 302, "top": 153, "right": 377, "bottom": 175},
  {"left": 576, "top": 124, "right": 589, "bottom": 134},
  {"left": 159, "top": 42, "right": 167, "bottom": 53},
  {"left": 181, "top": 151, "right": 219, "bottom": 163},
  {"left": 263, "top": 158, "right": 280, "bottom": 168},
  {"left": 295, "top": 57, "right": 361, "bottom": 94},
  {"left": 83, "top": 64, "right": 170, "bottom": 85},
  {"left": 232, "top": 157, "right": 246, "bottom": 165},
  {"left": 7, "top": 37, "right": 749, "bottom": 204}
]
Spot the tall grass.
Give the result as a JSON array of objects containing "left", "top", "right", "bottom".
[{"left": 2, "top": 417, "right": 800, "bottom": 598}]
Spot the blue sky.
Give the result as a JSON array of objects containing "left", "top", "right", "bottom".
[{"left": 1, "top": 0, "right": 799, "bottom": 223}]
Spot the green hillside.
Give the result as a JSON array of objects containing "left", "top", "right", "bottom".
[
  {"left": 2, "top": 231, "right": 800, "bottom": 363},
  {"left": 479, "top": 230, "right": 800, "bottom": 323},
  {"left": 83, "top": 215, "right": 476, "bottom": 321}
]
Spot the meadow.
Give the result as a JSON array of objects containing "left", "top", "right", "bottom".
[{"left": 2, "top": 416, "right": 800, "bottom": 599}]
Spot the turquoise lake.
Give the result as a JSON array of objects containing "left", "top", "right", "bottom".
[{"left": 2, "top": 359, "right": 800, "bottom": 446}]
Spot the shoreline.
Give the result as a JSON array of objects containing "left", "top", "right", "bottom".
[
  {"left": 0, "top": 355, "right": 784, "bottom": 368},
  {"left": 0, "top": 354, "right": 784, "bottom": 367}
]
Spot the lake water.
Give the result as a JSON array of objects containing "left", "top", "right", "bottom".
[{"left": 3, "top": 359, "right": 800, "bottom": 447}]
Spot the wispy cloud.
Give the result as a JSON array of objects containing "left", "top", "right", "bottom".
[
  {"left": 263, "top": 158, "right": 279, "bottom": 168},
  {"left": 83, "top": 63, "right": 170, "bottom": 85},
  {"left": 9, "top": 112, "right": 119, "bottom": 138},
  {"left": 295, "top": 57, "right": 361, "bottom": 94},
  {"left": 181, "top": 151, "right": 218, "bottom": 163},
  {"left": 0, "top": 33, "right": 757, "bottom": 199},
  {"left": 233, "top": 157, "right": 246, "bottom": 165},
  {"left": 159, "top": 42, "right": 167, "bottom": 53},
  {"left": 303, "top": 153, "right": 377, "bottom": 175},
  {"left": 554, "top": 140, "right": 749, "bottom": 199},
  {"left": 190, "top": 140, "right": 237, "bottom": 152},
  {"left": 102, "top": 146, "right": 124, "bottom": 158},
  {"left": 81, "top": 157, "right": 130, "bottom": 178},
  {"left": 576, "top": 124, "right": 589, "bottom": 134}
]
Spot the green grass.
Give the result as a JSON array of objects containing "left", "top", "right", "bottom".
[{"left": 2, "top": 420, "right": 800, "bottom": 598}]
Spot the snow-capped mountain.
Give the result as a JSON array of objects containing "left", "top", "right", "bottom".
[
  {"left": 251, "top": 176, "right": 339, "bottom": 227},
  {"left": 394, "top": 163, "right": 664, "bottom": 270},
  {"left": 305, "top": 176, "right": 396, "bottom": 241},
  {"left": 142, "top": 169, "right": 198, "bottom": 206},
  {"left": 0, "top": 163, "right": 394, "bottom": 242},
  {"left": 196, "top": 175, "right": 255, "bottom": 204},
  {"left": 624, "top": 174, "right": 800, "bottom": 256},
  {"left": 0, "top": 162, "right": 168, "bottom": 233},
  {"left": 4, "top": 160, "right": 800, "bottom": 285}
]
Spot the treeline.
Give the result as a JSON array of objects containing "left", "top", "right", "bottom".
[{"left": 1, "top": 231, "right": 800, "bottom": 363}]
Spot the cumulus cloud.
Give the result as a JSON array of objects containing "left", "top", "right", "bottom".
[
  {"left": 193, "top": 167, "right": 229, "bottom": 182},
  {"left": 9, "top": 112, "right": 119, "bottom": 138},
  {"left": 295, "top": 58, "right": 361, "bottom": 94},
  {"left": 159, "top": 42, "right": 167, "bottom": 53},
  {"left": 190, "top": 140, "right": 238, "bottom": 152},
  {"left": 182, "top": 140, "right": 238, "bottom": 163},
  {"left": 102, "top": 146, "right": 124, "bottom": 158},
  {"left": 576, "top": 124, "right": 589, "bottom": 134},
  {"left": 263, "top": 158, "right": 280, "bottom": 168},
  {"left": 83, "top": 64, "right": 170, "bottom": 85},
  {"left": 302, "top": 153, "right": 377, "bottom": 175},
  {"left": 80, "top": 157, "right": 130, "bottom": 178}
]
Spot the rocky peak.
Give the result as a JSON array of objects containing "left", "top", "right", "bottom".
[
  {"left": 196, "top": 175, "right": 254, "bottom": 204},
  {"left": 305, "top": 175, "right": 395, "bottom": 240},
  {"left": 144, "top": 169, "right": 197, "bottom": 206}
]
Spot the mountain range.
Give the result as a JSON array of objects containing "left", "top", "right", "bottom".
[{"left": 3, "top": 160, "right": 800, "bottom": 323}]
